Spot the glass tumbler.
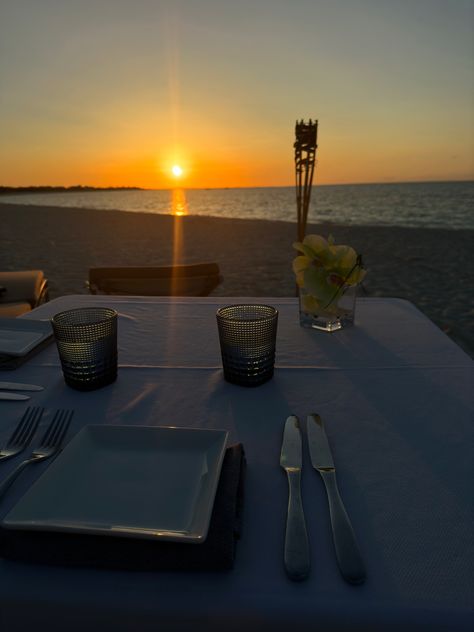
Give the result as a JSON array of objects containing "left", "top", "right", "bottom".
[
  {"left": 216, "top": 304, "right": 278, "bottom": 387},
  {"left": 52, "top": 307, "right": 118, "bottom": 391}
]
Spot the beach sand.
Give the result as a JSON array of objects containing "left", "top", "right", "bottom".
[{"left": 1, "top": 202, "right": 473, "bottom": 357}]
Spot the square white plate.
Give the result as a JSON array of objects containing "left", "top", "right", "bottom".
[
  {"left": 0, "top": 318, "right": 53, "bottom": 356},
  {"left": 2, "top": 424, "right": 228, "bottom": 543}
]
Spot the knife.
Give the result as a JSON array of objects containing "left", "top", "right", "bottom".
[
  {"left": 0, "top": 382, "right": 44, "bottom": 391},
  {"left": 0, "top": 392, "right": 30, "bottom": 401},
  {"left": 307, "top": 413, "right": 366, "bottom": 585},
  {"left": 280, "top": 415, "right": 310, "bottom": 581}
]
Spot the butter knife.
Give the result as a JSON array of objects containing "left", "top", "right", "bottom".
[
  {"left": 0, "top": 382, "right": 44, "bottom": 391},
  {"left": 307, "top": 413, "right": 366, "bottom": 584},
  {"left": 280, "top": 415, "right": 310, "bottom": 581},
  {"left": 0, "top": 392, "right": 30, "bottom": 401}
]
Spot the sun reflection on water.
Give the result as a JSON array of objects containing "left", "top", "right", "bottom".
[{"left": 171, "top": 188, "right": 188, "bottom": 216}]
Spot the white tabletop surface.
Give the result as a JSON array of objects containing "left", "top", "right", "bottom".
[{"left": 0, "top": 296, "right": 472, "bottom": 632}]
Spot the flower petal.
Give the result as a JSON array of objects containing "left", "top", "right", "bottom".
[
  {"left": 329, "top": 245, "right": 357, "bottom": 269},
  {"left": 292, "top": 255, "right": 311, "bottom": 274},
  {"left": 346, "top": 266, "right": 367, "bottom": 285},
  {"left": 295, "top": 271, "right": 305, "bottom": 287},
  {"left": 303, "top": 234, "right": 329, "bottom": 255}
]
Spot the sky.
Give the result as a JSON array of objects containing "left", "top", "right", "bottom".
[{"left": 0, "top": 0, "right": 473, "bottom": 189}]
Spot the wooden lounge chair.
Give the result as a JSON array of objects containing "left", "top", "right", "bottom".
[
  {"left": 0, "top": 270, "right": 49, "bottom": 317},
  {"left": 87, "top": 263, "right": 223, "bottom": 297}
]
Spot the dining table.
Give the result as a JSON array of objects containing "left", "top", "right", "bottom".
[{"left": 0, "top": 295, "right": 472, "bottom": 632}]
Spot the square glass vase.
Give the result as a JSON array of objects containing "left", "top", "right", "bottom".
[{"left": 299, "top": 285, "right": 357, "bottom": 332}]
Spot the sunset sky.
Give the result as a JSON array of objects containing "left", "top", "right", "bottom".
[{"left": 0, "top": 0, "right": 473, "bottom": 189}]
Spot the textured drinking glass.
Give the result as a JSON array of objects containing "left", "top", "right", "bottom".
[
  {"left": 52, "top": 307, "right": 118, "bottom": 391},
  {"left": 216, "top": 304, "right": 278, "bottom": 387}
]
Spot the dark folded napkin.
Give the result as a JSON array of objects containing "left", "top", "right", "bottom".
[{"left": 0, "top": 444, "right": 245, "bottom": 571}]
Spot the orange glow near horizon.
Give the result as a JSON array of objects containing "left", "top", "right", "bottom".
[
  {"left": 3, "top": 126, "right": 472, "bottom": 190},
  {"left": 2, "top": 144, "right": 472, "bottom": 190},
  {"left": 1, "top": 102, "right": 472, "bottom": 189}
]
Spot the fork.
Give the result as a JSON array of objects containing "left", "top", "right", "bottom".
[
  {"left": 0, "top": 407, "right": 44, "bottom": 462},
  {"left": 0, "top": 409, "right": 73, "bottom": 500}
]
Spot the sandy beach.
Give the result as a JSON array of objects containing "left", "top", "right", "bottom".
[{"left": 1, "top": 202, "right": 473, "bottom": 357}]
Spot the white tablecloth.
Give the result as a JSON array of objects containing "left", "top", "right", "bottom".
[{"left": 0, "top": 296, "right": 472, "bottom": 632}]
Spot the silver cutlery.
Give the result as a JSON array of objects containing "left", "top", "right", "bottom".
[
  {"left": 0, "top": 382, "right": 44, "bottom": 391},
  {"left": 280, "top": 414, "right": 310, "bottom": 581},
  {"left": 307, "top": 413, "right": 366, "bottom": 584},
  {"left": 0, "top": 407, "right": 44, "bottom": 462},
  {"left": 0, "top": 393, "right": 30, "bottom": 401},
  {"left": 0, "top": 409, "right": 73, "bottom": 501}
]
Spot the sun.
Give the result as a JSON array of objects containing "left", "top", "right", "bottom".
[{"left": 171, "top": 165, "right": 183, "bottom": 177}]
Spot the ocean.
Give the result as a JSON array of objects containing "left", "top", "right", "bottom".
[{"left": 1, "top": 181, "right": 473, "bottom": 230}]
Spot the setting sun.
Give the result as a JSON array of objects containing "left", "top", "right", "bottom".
[{"left": 172, "top": 165, "right": 183, "bottom": 177}]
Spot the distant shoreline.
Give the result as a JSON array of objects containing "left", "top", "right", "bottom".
[
  {"left": 0, "top": 186, "right": 142, "bottom": 195},
  {"left": 0, "top": 180, "right": 472, "bottom": 194}
]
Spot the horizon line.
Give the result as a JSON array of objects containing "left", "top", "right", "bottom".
[{"left": 1, "top": 178, "right": 473, "bottom": 192}]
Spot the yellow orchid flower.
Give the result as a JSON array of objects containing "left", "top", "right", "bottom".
[{"left": 292, "top": 233, "right": 366, "bottom": 313}]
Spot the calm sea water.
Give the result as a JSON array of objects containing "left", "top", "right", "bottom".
[{"left": 1, "top": 181, "right": 473, "bottom": 230}]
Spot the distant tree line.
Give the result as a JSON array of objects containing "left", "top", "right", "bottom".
[{"left": 0, "top": 185, "right": 142, "bottom": 194}]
